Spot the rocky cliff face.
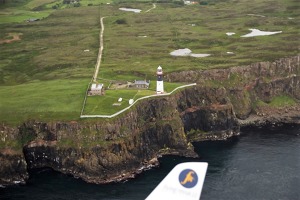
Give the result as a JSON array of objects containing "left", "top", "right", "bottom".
[
  {"left": 0, "top": 85, "right": 238, "bottom": 185},
  {"left": 177, "top": 87, "right": 240, "bottom": 141},
  {"left": 1, "top": 56, "right": 299, "bottom": 186},
  {"left": 0, "top": 125, "right": 28, "bottom": 185},
  {"left": 167, "top": 56, "right": 300, "bottom": 119},
  {"left": 0, "top": 150, "right": 28, "bottom": 185}
]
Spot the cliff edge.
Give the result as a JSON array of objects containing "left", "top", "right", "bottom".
[{"left": 1, "top": 56, "right": 299, "bottom": 186}]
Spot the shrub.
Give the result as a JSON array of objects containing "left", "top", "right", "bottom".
[{"left": 115, "top": 18, "right": 127, "bottom": 25}]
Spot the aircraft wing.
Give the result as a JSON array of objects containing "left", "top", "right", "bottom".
[{"left": 146, "top": 162, "right": 208, "bottom": 200}]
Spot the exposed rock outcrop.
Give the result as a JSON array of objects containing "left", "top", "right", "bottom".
[
  {"left": 167, "top": 56, "right": 300, "bottom": 119},
  {"left": 177, "top": 87, "right": 240, "bottom": 141},
  {"left": 0, "top": 125, "right": 28, "bottom": 185},
  {"left": 0, "top": 150, "right": 28, "bottom": 185}
]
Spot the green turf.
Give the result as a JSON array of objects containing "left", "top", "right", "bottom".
[
  {"left": 84, "top": 89, "right": 138, "bottom": 115},
  {"left": 269, "top": 95, "right": 297, "bottom": 107},
  {"left": 0, "top": 78, "right": 89, "bottom": 125},
  {"left": 0, "top": 0, "right": 299, "bottom": 124},
  {"left": 82, "top": 81, "right": 185, "bottom": 115}
]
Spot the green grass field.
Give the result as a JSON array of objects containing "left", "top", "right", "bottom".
[
  {"left": 83, "top": 81, "right": 185, "bottom": 115},
  {"left": 0, "top": 0, "right": 299, "bottom": 124},
  {"left": 0, "top": 78, "right": 89, "bottom": 125}
]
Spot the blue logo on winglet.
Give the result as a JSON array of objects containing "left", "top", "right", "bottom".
[{"left": 179, "top": 169, "right": 198, "bottom": 188}]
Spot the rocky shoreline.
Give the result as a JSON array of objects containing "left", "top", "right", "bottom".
[
  {"left": 238, "top": 105, "right": 300, "bottom": 127},
  {"left": 1, "top": 111, "right": 299, "bottom": 187},
  {"left": 84, "top": 102, "right": 300, "bottom": 182},
  {"left": 71, "top": 147, "right": 200, "bottom": 185}
]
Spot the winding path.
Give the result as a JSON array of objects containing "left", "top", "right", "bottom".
[
  {"left": 145, "top": 3, "right": 156, "bottom": 13},
  {"left": 93, "top": 17, "right": 106, "bottom": 82}
]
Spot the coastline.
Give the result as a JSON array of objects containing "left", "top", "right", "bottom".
[
  {"left": 80, "top": 148, "right": 199, "bottom": 184},
  {"left": 109, "top": 109, "right": 300, "bottom": 184},
  {"left": 1, "top": 55, "right": 299, "bottom": 187},
  {"left": 1, "top": 111, "right": 299, "bottom": 187},
  {"left": 238, "top": 105, "right": 300, "bottom": 127}
]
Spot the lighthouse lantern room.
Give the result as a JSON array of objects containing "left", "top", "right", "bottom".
[{"left": 156, "top": 66, "right": 164, "bottom": 94}]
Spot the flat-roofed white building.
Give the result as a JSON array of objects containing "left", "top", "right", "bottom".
[
  {"left": 88, "top": 83, "right": 105, "bottom": 95},
  {"left": 128, "top": 80, "right": 150, "bottom": 89}
]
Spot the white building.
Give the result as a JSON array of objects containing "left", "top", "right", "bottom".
[
  {"left": 128, "top": 80, "right": 150, "bottom": 89},
  {"left": 89, "top": 83, "right": 104, "bottom": 95}
]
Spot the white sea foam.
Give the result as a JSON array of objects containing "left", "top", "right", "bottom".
[
  {"left": 13, "top": 181, "right": 21, "bottom": 184},
  {"left": 241, "top": 29, "right": 282, "bottom": 37}
]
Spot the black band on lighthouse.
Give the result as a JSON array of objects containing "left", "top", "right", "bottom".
[{"left": 157, "top": 75, "right": 162, "bottom": 81}]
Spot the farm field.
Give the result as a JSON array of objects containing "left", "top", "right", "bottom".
[{"left": 0, "top": 0, "right": 299, "bottom": 124}]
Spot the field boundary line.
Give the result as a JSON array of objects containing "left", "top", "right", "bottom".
[{"left": 80, "top": 83, "right": 196, "bottom": 118}]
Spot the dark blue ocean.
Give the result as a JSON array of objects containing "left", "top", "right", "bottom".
[{"left": 1, "top": 124, "right": 299, "bottom": 200}]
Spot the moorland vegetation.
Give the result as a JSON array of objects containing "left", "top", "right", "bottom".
[{"left": 0, "top": 0, "right": 299, "bottom": 124}]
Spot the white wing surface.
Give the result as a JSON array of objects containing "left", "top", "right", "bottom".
[{"left": 146, "top": 162, "right": 208, "bottom": 200}]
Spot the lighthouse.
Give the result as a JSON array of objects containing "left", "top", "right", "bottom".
[{"left": 156, "top": 66, "right": 164, "bottom": 94}]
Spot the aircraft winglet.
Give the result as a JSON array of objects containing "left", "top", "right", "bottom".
[{"left": 146, "top": 162, "right": 208, "bottom": 200}]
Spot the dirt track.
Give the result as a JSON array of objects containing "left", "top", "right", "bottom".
[
  {"left": 93, "top": 17, "right": 105, "bottom": 82},
  {"left": 0, "top": 33, "right": 22, "bottom": 44}
]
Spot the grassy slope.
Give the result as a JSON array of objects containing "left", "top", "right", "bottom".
[
  {"left": 0, "top": 0, "right": 53, "bottom": 23},
  {"left": 0, "top": 78, "right": 89, "bottom": 125},
  {"left": 0, "top": 0, "right": 299, "bottom": 124},
  {"left": 0, "top": 4, "right": 100, "bottom": 124}
]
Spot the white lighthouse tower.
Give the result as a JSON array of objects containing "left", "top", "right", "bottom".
[{"left": 156, "top": 66, "right": 164, "bottom": 94}]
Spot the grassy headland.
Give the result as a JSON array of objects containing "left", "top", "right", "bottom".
[{"left": 0, "top": 0, "right": 299, "bottom": 124}]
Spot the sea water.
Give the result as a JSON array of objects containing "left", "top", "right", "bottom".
[{"left": 1, "top": 124, "right": 299, "bottom": 200}]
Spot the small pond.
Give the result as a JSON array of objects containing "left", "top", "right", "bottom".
[
  {"left": 119, "top": 8, "right": 142, "bottom": 13},
  {"left": 241, "top": 28, "right": 282, "bottom": 37},
  {"left": 170, "top": 48, "right": 210, "bottom": 58}
]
